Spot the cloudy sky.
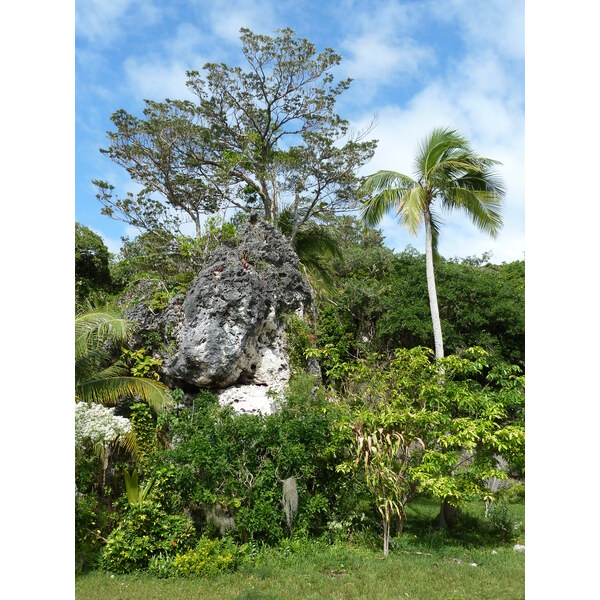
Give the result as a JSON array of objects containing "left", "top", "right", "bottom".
[{"left": 75, "top": 0, "right": 524, "bottom": 263}]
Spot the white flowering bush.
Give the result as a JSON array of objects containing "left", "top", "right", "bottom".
[{"left": 75, "top": 402, "right": 132, "bottom": 451}]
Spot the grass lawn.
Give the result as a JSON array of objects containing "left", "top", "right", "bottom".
[{"left": 76, "top": 498, "right": 524, "bottom": 600}]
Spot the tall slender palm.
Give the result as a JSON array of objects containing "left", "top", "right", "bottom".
[
  {"left": 360, "top": 127, "right": 505, "bottom": 359},
  {"left": 75, "top": 309, "right": 172, "bottom": 412}
]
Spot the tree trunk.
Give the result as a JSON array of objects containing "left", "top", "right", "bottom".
[
  {"left": 271, "top": 169, "right": 279, "bottom": 226},
  {"left": 290, "top": 190, "right": 301, "bottom": 246},
  {"left": 393, "top": 513, "right": 404, "bottom": 536},
  {"left": 383, "top": 514, "right": 391, "bottom": 557},
  {"left": 438, "top": 499, "right": 459, "bottom": 529},
  {"left": 194, "top": 215, "right": 202, "bottom": 240},
  {"left": 423, "top": 207, "right": 444, "bottom": 360}
]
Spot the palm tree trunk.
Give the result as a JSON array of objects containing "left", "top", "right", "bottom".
[{"left": 423, "top": 207, "right": 444, "bottom": 359}]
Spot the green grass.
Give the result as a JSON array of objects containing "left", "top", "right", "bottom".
[{"left": 76, "top": 498, "right": 524, "bottom": 600}]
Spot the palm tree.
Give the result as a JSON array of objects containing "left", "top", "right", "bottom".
[
  {"left": 360, "top": 127, "right": 505, "bottom": 359},
  {"left": 75, "top": 309, "right": 172, "bottom": 412}
]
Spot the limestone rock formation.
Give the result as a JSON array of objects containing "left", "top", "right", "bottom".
[{"left": 127, "top": 219, "right": 312, "bottom": 414}]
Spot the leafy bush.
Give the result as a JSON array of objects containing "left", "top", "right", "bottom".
[
  {"left": 284, "top": 314, "right": 316, "bottom": 374},
  {"left": 75, "top": 492, "right": 114, "bottom": 572},
  {"left": 75, "top": 222, "right": 113, "bottom": 305},
  {"left": 148, "top": 553, "right": 176, "bottom": 578},
  {"left": 487, "top": 498, "right": 519, "bottom": 541},
  {"left": 120, "top": 348, "right": 163, "bottom": 380},
  {"left": 130, "top": 402, "right": 158, "bottom": 463},
  {"left": 172, "top": 537, "right": 242, "bottom": 577},
  {"left": 150, "top": 375, "right": 355, "bottom": 545},
  {"left": 100, "top": 502, "right": 196, "bottom": 573},
  {"left": 505, "top": 481, "right": 525, "bottom": 503}
]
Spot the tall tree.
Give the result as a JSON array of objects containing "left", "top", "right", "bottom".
[
  {"left": 359, "top": 127, "right": 505, "bottom": 359},
  {"left": 95, "top": 28, "right": 376, "bottom": 242}
]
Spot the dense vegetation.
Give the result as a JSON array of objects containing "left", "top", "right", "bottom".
[
  {"left": 75, "top": 213, "right": 524, "bottom": 571},
  {"left": 75, "top": 28, "right": 524, "bottom": 598}
]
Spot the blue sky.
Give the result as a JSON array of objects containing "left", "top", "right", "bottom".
[{"left": 76, "top": 0, "right": 524, "bottom": 263}]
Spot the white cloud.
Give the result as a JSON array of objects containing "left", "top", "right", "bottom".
[
  {"left": 205, "top": 0, "right": 277, "bottom": 43},
  {"left": 337, "top": 1, "right": 433, "bottom": 99},
  {"left": 427, "top": 0, "right": 524, "bottom": 60},
  {"left": 349, "top": 40, "right": 524, "bottom": 263},
  {"left": 76, "top": 0, "right": 162, "bottom": 45},
  {"left": 123, "top": 57, "right": 199, "bottom": 100},
  {"left": 122, "top": 23, "right": 209, "bottom": 100},
  {"left": 342, "top": 35, "right": 433, "bottom": 85}
]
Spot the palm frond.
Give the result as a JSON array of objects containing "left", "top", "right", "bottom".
[
  {"left": 75, "top": 310, "right": 133, "bottom": 360},
  {"left": 89, "top": 361, "right": 129, "bottom": 381},
  {"left": 75, "top": 350, "right": 116, "bottom": 386},
  {"left": 75, "top": 375, "right": 172, "bottom": 413},
  {"left": 446, "top": 188, "right": 503, "bottom": 237},
  {"left": 400, "top": 186, "right": 426, "bottom": 235},
  {"left": 294, "top": 224, "right": 342, "bottom": 260},
  {"left": 429, "top": 209, "right": 443, "bottom": 263},
  {"left": 417, "top": 128, "right": 470, "bottom": 178},
  {"left": 360, "top": 170, "right": 416, "bottom": 196},
  {"left": 360, "top": 188, "right": 404, "bottom": 227},
  {"left": 360, "top": 170, "right": 420, "bottom": 230},
  {"left": 294, "top": 225, "right": 342, "bottom": 295}
]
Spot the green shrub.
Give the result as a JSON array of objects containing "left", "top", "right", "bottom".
[
  {"left": 173, "top": 537, "right": 241, "bottom": 577},
  {"left": 488, "top": 498, "right": 519, "bottom": 541},
  {"left": 121, "top": 348, "right": 163, "bottom": 381},
  {"left": 149, "top": 378, "right": 357, "bottom": 546},
  {"left": 100, "top": 502, "right": 196, "bottom": 573},
  {"left": 284, "top": 315, "right": 316, "bottom": 373},
  {"left": 148, "top": 553, "right": 176, "bottom": 578},
  {"left": 505, "top": 481, "right": 525, "bottom": 503},
  {"left": 130, "top": 402, "right": 158, "bottom": 463},
  {"left": 75, "top": 493, "right": 112, "bottom": 572},
  {"left": 236, "top": 490, "right": 285, "bottom": 545}
]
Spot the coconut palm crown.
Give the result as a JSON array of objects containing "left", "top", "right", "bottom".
[
  {"left": 75, "top": 309, "right": 171, "bottom": 412},
  {"left": 359, "top": 127, "right": 506, "bottom": 359}
]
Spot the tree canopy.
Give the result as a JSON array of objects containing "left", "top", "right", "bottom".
[
  {"left": 95, "top": 28, "right": 377, "bottom": 243},
  {"left": 75, "top": 223, "right": 112, "bottom": 304}
]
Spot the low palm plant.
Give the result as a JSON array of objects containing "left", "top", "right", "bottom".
[
  {"left": 75, "top": 308, "right": 171, "bottom": 412},
  {"left": 123, "top": 467, "right": 156, "bottom": 505}
]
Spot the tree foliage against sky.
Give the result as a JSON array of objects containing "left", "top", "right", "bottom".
[{"left": 95, "top": 28, "right": 376, "bottom": 242}]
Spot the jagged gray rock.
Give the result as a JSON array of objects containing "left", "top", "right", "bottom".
[
  {"left": 123, "top": 219, "right": 311, "bottom": 412},
  {"left": 165, "top": 219, "right": 311, "bottom": 391}
]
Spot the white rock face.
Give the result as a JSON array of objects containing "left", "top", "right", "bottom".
[
  {"left": 239, "top": 308, "right": 290, "bottom": 382},
  {"left": 216, "top": 309, "right": 290, "bottom": 414},
  {"left": 217, "top": 384, "right": 279, "bottom": 415}
]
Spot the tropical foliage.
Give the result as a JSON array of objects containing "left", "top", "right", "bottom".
[
  {"left": 75, "top": 222, "right": 113, "bottom": 305},
  {"left": 360, "top": 127, "right": 506, "bottom": 359},
  {"left": 75, "top": 309, "right": 171, "bottom": 412}
]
